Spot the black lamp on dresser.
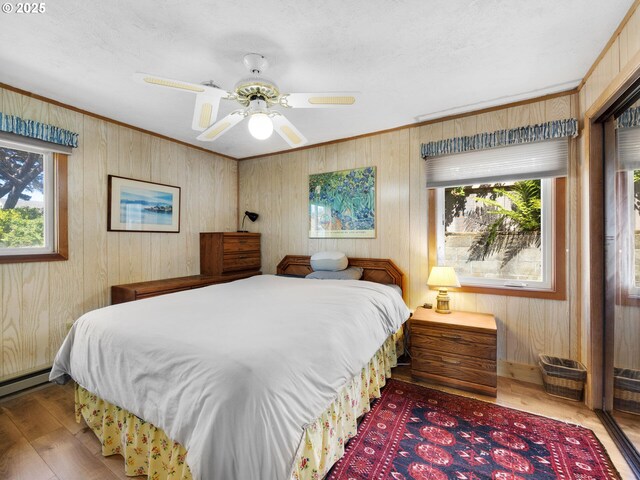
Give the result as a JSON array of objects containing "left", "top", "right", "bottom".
[{"left": 238, "top": 211, "right": 259, "bottom": 232}]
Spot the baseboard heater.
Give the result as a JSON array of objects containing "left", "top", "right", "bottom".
[{"left": 0, "top": 368, "right": 51, "bottom": 398}]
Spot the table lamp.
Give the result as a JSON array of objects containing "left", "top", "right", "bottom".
[
  {"left": 238, "top": 211, "right": 259, "bottom": 232},
  {"left": 427, "top": 266, "right": 460, "bottom": 314}
]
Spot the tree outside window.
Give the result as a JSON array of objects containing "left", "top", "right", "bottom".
[
  {"left": 441, "top": 178, "right": 547, "bottom": 285},
  {"left": 0, "top": 144, "right": 50, "bottom": 253}
]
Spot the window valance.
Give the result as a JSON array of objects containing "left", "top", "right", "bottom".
[
  {"left": 420, "top": 118, "right": 578, "bottom": 159},
  {"left": 616, "top": 106, "right": 640, "bottom": 129},
  {"left": 0, "top": 112, "right": 78, "bottom": 149}
]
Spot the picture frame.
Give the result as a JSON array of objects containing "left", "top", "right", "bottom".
[
  {"left": 308, "top": 166, "right": 376, "bottom": 239},
  {"left": 107, "top": 175, "right": 181, "bottom": 233}
]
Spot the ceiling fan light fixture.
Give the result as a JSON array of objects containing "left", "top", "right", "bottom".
[
  {"left": 136, "top": 54, "right": 358, "bottom": 149},
  {"left": 248, "top": 112, "right": 273, "bottom": 140}
]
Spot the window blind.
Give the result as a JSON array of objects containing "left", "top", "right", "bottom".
[
  {"left": 617, "top": 126, "right": 640, "bottom": 171},
  {"left": 426, "top": 137, "right": 568, "bottom": 188},
  {"left": 0, "top": 131, "right": 72, "bottom": 155}
]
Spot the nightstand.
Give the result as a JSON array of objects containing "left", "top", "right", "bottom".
[{"left": 410, "top": 307, "right": 497, "bottom": 397}]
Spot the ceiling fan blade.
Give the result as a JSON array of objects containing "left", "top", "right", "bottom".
[
  {"left": 196, "top": 110, "right": 245, "bottom": 142},
  {"left": 192, "top": 93, "right": 224, "bottom": 131},
  {"left": 134, "top": 72, "right": 230, "bottom": 95},
  {"left": 279, "top": 92, "right": 359, "bottom": 108},
  {"left": 271, "top": 113, "right": 308, "bottom": 147},
  {"left": 134, "top": 72, "right": 210, "bottom": 93}
]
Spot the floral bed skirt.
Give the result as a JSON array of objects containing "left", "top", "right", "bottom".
[{"left": 75, "top": 329, "right": 403, "bottom": 480}]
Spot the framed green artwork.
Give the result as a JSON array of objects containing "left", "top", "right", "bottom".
[{"left": 308, "top": 166, "right": 376, "bottom": 238}]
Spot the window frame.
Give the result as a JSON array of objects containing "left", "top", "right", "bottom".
[
  {"left": 428, "top": 177, "right": 566, "bottom": 300},
  {"left": 0, "top": 147, "right": 68, "bottom": 264}
]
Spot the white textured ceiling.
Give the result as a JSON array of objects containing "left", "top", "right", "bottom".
[{"left": 0, "top": 0, "right": 633, "bottom": 158}]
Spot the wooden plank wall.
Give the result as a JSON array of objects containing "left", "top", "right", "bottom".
[
  {"left": 577, "top": 3, "right": 640, "bottom": 373},
  {"left": 238, "top": 94, "right": 579, "bottom": 382},
  {"left": 0, "top": 86, "right": 238, "bottom": 382}
]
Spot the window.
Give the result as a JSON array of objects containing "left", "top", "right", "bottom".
[
  {"left": 0, "top": 138, "right": 68, "bottom": 263},
  {"left": 616, "top": 125, "right": 640, "bottom": 302},
  {"left": 436, "top": 177, "right": 554, "bottom": 289},
  {"left": 427, "top": 139, "right": 567, "bottom": 299}
]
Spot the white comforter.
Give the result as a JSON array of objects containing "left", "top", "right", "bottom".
[{"left": 50, "top": 274, "right": 410, "bottom": 480}]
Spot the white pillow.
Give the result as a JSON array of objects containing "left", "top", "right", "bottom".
[{"left": 310, "top": 251, "right": 348, "bottom": 271}]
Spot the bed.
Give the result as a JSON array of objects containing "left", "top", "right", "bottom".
[{"left": 50, "top": 256, "right": 410, "bottom": 480}]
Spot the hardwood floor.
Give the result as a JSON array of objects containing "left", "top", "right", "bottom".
[
  {"left": 0, "top": 382, "right": 130, "bottom": 480},
  {"left": 613, "top": 409, "right": 640, "bottom": 452},
  {"left": 0, "top": 369, "right": 637, "bottom": 479}
]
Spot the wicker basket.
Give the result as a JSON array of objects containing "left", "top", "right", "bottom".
[
  {"left": 614, "top": 368, "right": 640, "bottom": 415},
  {"left": 539, "top": 355, "right": 587, "bottom": 402}
]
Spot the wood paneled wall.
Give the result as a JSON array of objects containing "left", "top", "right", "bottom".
[
  {"left": 238, "top": 94, "right": 579, "bottom": 382},
  {"left": 0, "top": 87, "right": 238, "bottom": 382}
]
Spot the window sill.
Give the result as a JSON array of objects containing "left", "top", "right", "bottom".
[
  {"left": 450, "top": 284, "right": 566, "bottom": 301},
  {"left": 0, "top": 252, "right": 68, "bottom": 264}
]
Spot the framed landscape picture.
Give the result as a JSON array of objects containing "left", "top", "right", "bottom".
[
  {"left": 309, "top": 166, "right": 376, "bottom": 238},
  {"left": 108, "top": 175, "right": 181, "bottom": 233}
]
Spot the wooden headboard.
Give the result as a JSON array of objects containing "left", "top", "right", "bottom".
[{"left": 276, "top": 255, "right": 404, "bottom": 291}]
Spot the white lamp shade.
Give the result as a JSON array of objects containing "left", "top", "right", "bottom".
[
  {"left": 247, "top": 113, "right": 274, "bottom": 140},
  {"left": 427, "top": 266, "right": 460, "bottom": 288}
]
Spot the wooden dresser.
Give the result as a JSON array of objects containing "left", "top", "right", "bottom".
[
  {"left": 410, "top": 307, "right": 497, "bottom": 397},
  {"left": 200, "top": 232, "right": 261, "bottom": 276},
  {"left": 111, "top": 232, "right": 262, "bottom": 304}
]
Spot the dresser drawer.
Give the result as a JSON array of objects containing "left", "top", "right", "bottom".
[
  {"left": 222, "top": 252, "right": 261, "bottom": 272},
  {"left": 223, "top": 236, "right": 260, "bottom": 253},
  {"left": 412, "top": 322, "right": 495, "bottom": 344},
  {"left": 411, "top": 328, "right": 496, "bottom": 360},
  {"left": 412, "top": 347, "right": 497, "bottom": 387}
]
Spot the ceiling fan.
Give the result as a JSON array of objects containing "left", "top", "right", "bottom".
[{"left": 134, "top": 53, "right": 359, "bottom": 148}]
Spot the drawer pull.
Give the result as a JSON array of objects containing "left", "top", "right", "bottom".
[
  {"left": 440, "top": 333, "right": 462, "bottom": 340},
  {"left": 442, "top": 358, "right": 461, "bottom": 365}
]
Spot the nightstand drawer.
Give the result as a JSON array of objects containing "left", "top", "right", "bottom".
[
  {"left": 411, "top": 328, "right": 496, "bottom": 360},
  {"left": 412, "top": 347, "right": 497, "bottom": 387}
]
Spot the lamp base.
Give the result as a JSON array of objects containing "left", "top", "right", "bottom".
[
  {"left": 236, "top": 230, "right": 249, "bottom": 233},
  {"left": 435, "top": 289, "right": 451, "bottom": 314}
]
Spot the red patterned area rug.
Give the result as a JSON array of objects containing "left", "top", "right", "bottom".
[{"left": 327, "top": 379, "right": 620, "bottom": 480}]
